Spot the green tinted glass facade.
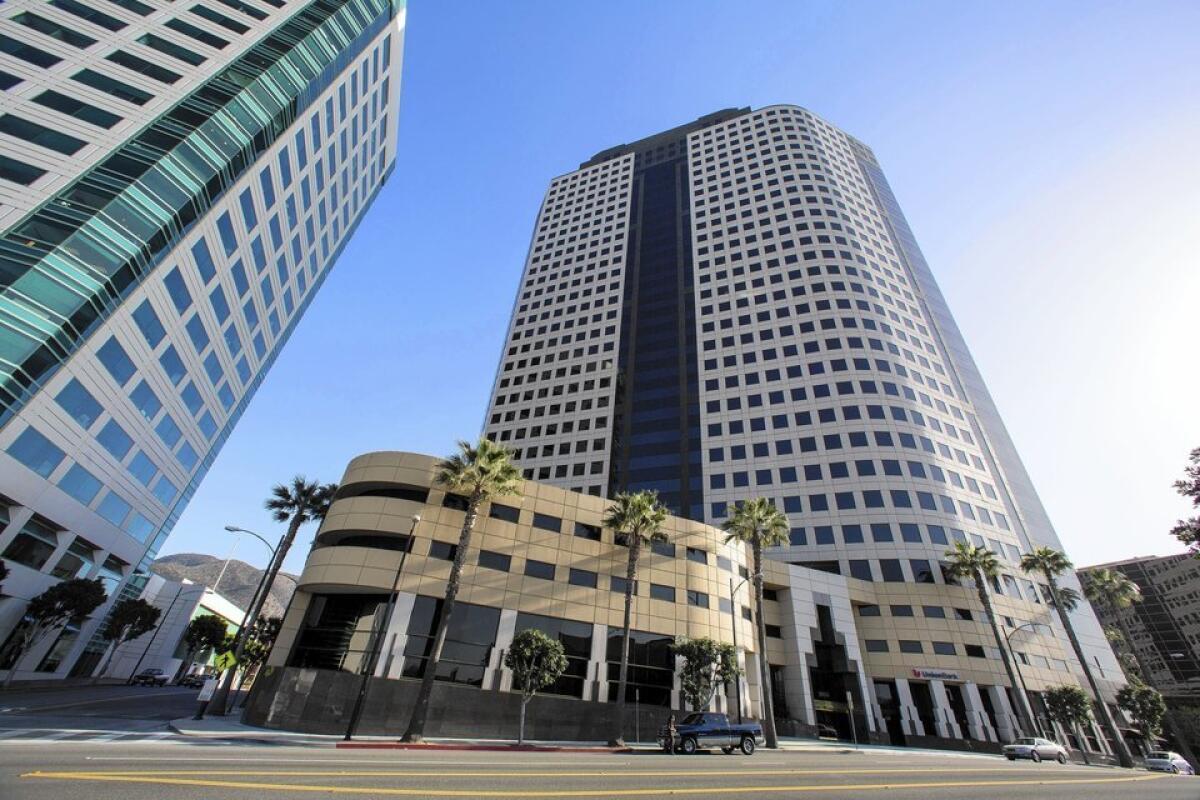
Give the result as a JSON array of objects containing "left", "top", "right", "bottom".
[{"left": 0, "top": 0, "right": 395, "bottom": 427}]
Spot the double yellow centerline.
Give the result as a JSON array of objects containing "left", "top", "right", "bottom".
[{"left": 21, "top": 767, "right": 1168, "bottom": 797}]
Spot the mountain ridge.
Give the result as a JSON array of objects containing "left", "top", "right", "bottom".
[{"left": 151, "top": 552, "right": 298, "bottom": 620}]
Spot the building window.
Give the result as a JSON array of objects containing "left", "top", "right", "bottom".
[
  {"left": 132, "top": 300, "right": 166, "bottom": 346},
  {"left": 651, "top": 541, "right": 675, "bottom": 558},
  {"left": 401, "top": 596, "right": 500, "bottom": 687},
  {"left": 649, "top": 583, "right": 674, "bottom": 603},
  {"left": 428, "top": 541, "right": 457, "bottom": 561},
  {"left": 932, "top": 641, "right": 957, "bottom": 656},
  {"left": 879, "top": 559, "right": 905, "bottom": 582},
  {"left": 687, "top": 590, "right": 709, "bottom": 608},
  {"left": 574, "top": 521, "right": 600, "bottom": 541},
  {"left": 7, "top": 427, "right": 65, "bottom": 478},
  {"left": 865, "top": 639, "right": 889, "bottom": 653},
  {"left": 55, "top": 379, "right": 102, "bottom": 429},
  {"left": 58, "top": 464, "right": 102, "bottom": 505},
  {"left": 1, "top": 518, "right": 60, "bottom": 570},
  {"left": 523, "top": 559, "right": 555, "bottom": 580},
  {"left": 513, "top": 612, "right": 592, "bottom": 698},
  {"left": 97, "top": 337, "right": 136, "bottom": 385},
  {"left": 898, "top": 640, "right": 924, "bottom": 654},
  {"left": 531, "top": 512, "right": 562, "bottom": 533},
  {"left": 964, "top": 644, "right": 987, "bottom": 658},
  {"left": 477, "top": 550, "right": 510, "bottom": 572},
  {"left": 610, "top": 575, "right": 637, "bottom": 594},
  {"left": 848, "top": 560, "right": 873, "bottom": 581},
  {"left": 685, "top": 547, "right": 708, "bottom": 565},
  {"left": 488, "top": 503, "right": 520, "bottom": 523},
  {"left": 567, "top": 568, "right": 597, "bottom": 588}
]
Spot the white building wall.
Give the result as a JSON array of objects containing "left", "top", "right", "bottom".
[{"left": 0, "top": 0, "right": 405, "bottom": 680}]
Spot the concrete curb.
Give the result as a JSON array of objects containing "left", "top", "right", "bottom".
[{"left": 336, "top": 742, "right": 633, "bottom": 753}]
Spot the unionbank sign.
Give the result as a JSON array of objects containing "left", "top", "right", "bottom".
[{"left": 912, "top": 668, "right": 961, "bottom": 681}]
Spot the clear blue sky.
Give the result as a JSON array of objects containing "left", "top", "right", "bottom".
[{"left": 160, "top": 1, "right": 1200, "bottom": 575}]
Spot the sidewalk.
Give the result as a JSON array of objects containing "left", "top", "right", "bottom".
[
  {"left": 181, "top": 717, "right": 1098, "bottom": 763},
  {"left": 168, "top": 717, "right": 989, "bottom": 757},
  {"left": 170, "top": 717, "right": 632, "bottom": 751}
]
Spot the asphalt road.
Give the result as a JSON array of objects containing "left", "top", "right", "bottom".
[
  {"left": 1, "top": 686, "right": 1196, "bottom": 799},
  {"left": 0, "top": 682, "right": 227, "bottom": 736},
  {"left": 3, "top": 744, "right": 1198, "bottom": 799}
]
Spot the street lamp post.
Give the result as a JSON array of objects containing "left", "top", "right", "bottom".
[
  {"left": 726, "top": 572, "right": 759, "bottom": 725},
  {"left": 1004, "top": 621, "right": 1049, "bottom": 738},
  {"left": 344, "top": 515, "right": 420, "bottom": 741},
  {"left": 201, "top": 525, "right": 277, "bottom": 717}
]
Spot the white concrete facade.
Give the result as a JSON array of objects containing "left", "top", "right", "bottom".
[
  {"left": 0, "top": 0, "right": 405, "bottom": 681},
  {"left": 101, "top": 574, "right": 244, "bottom": 681}
]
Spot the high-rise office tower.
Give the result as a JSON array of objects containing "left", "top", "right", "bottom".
[
  {"left": 0, "top": 0, "right": 404, "bottom": 680},
  {"left": 1080, "top": 553, "right": 1200, "bottom": 701},
  {"left": 485, "top": 106, "right": 1124, "bottom": 714}
]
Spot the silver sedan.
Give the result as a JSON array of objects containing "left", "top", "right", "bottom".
[{"left": 1003, "top": 737, "right": 1069, "bottom": 763}]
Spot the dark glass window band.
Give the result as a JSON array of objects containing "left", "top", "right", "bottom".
[{"left": 0, "top": 0, "right": 394, "bottom": 427}]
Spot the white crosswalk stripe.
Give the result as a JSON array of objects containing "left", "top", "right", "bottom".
[{"left": 0, "top": 728, "right": 248, "bottom": 745}]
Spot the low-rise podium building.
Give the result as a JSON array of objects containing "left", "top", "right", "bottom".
[{"left": 246, "top": 451, "right": 1116, "bottom": 752}]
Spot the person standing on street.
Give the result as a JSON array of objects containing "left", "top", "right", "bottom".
[{"left": 666, "top": 714, "right": 677, "bottom": 755}]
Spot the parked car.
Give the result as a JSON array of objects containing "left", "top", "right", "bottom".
[
  {"left": 1002, "top": 737, "right": 1069, "bottom": 763},
  {"left": 130, "top": 668, "right": 169, "bottom": 687},
  {"left": 816, "top": 723, "right": 839, "bottom": 740},
  {"left": 1145, "top": 751, "right": 1195, "bottom": 775},
  {"left": 658, "top": 713, "right": 764, "bottom": 755},
  {"left": 178, "top": 673, "right": 207, "bottom": 688}
]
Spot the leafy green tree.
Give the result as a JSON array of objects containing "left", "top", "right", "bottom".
[
  {"left": 1044, "top": 684, "right": 1094, "bottom": 764},
  {"left": 1021, "top": 547, "right": 1133, "bottom": 767},
  {"left": 1170, "top": 447, "right": 1200, "bottom": 556},
  {"left": 943, "top": 542, "right": 1036, "bottom": 738},
  {"left": 3, "top": 578, "right": 106, "bottom": 687},
  {"left": 242, "top": 616, "right": 282, "bottom": 670},
  {"left": 402, "top": 438, "right": 521, "bottom": 742},
  {"left": 208, "top": 476, "right": 335, "bottom": 715},
  {"left": 723, "top": 498, "right": 790, "bottom": 749},
  {"left": 601, "top": 490, "right": 668, "bottom": 747},
  {"left": 504, "top": 628, "right": 568, "bottom": 745},
  {"left": 179, "top": 614, "right": 229, "bottom": 677},
  {"left": 1117, "top": 682, "right": 1166, "bottom": 743},
  {"left": 674, "top": 636, "right": 741, "bottom": 713},
  {"left": 95, "top": 598, "right": 161, "bottom": 680}
]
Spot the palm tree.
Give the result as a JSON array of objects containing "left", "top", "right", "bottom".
[
  {"left": 1020, "top": 547, "right": 1134, "bottom": 768},
  {"left": 601, "top": 491, "right": 668, "bottom": 747},
  {"left": 1084, "top": 568, "right": 1196, "bottom": 765},
  {"left": 207, "top": 476, "right": 335, "bottom": 715},
  {"left": 943, "top": 542, "right": 1037, "bottom": 738},
  {"left": 402, "top": 438, "right": 521, "bottom": 742},
  {"left": 722, "top": 498, "right": 789, "bottom": 749}
]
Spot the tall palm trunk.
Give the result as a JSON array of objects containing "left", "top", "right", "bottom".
[
  {"left": 1111, "top": 606, "right": 1197, "bottom": 765},
  {"left": 1046, "top": 576, "right": 1134, "bottom": 767},
  {"left": 403, "top": 492, "right": 481, "bottom": 742},
  {"left": 752, "top": 543, "right": 779, "bottom": 748},
  {"left": 609, "top": 537, "right": 640, "bottom": 747},
  {"left": 973, "top": 569, "right": 1036, "bottom": 737},
  {"left": 209, "top": 514, "right": 301, "bottom": 715}
]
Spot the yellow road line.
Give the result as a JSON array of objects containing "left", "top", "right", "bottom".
[
  {"left": 20, "top": 769, "right": 1167, "bottom": 797},
  {"left": 17, "top": 765, "right": 1060, "bottom": 778}
]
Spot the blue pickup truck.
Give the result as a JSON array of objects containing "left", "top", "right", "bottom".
[{"left": 657, "top": 712, "right": 764, "bottom": 755}]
